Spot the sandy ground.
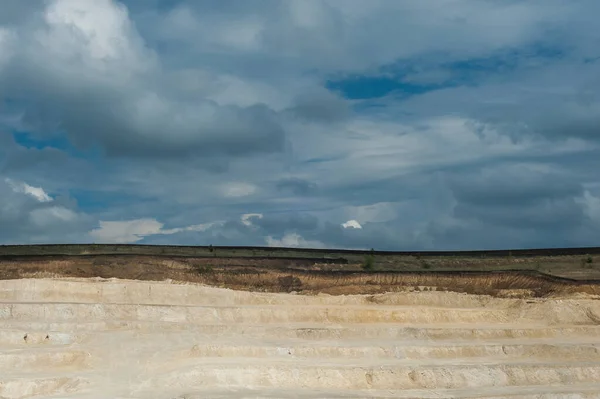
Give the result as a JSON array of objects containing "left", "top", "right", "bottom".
[{"left": 1, "top": 278, "right": 600, "bottom": 398}]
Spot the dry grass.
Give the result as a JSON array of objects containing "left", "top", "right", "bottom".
[
  {"left": 184, "top": 270, "right": 600, "bottom": 297},
  {"left": 1, "top": 255, "right": 599, "bottom": 298}
]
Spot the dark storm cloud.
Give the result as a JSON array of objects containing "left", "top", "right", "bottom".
[
  {"left": 275, "top": 178, "right": 318, "bottom": 196},
  {"left": 447, "top": 164, "right": 588, "bottom": 230},
  {"left": 285, "top": 89, "right": 350, "bottom": 123},
  {"left": 453, "top": 199, "right": 585, "bottom": 230},
  {"left": 449, "top": 166, "right": 583, "bottom": 208},
  {"left": 1, "top": 55, "right": 286, "bottom": 163}
]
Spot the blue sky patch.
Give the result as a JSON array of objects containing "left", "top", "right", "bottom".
[
  {"left": 12, "top": 131, "right": 71, "bottom": 151},
  {"left": 327, "top": 43, "right": 568, "bottom": 101}
]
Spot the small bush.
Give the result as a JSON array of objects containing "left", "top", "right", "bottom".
[
  {"left": 278, "top": 275, "right": 302, "bottom": 292},
  {"left": 194, "top": 265, "right": 214, "bottom": 274},
  {"left": 581, "top": 255, "right": 594, "bottom": 268},
  {"left": 362, "top": 255, "right": 375, "bottom": 271}
]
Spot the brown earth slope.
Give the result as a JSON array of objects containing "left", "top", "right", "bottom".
[{"left": 1, "top": 255, "right": 600, "bottom": 298}]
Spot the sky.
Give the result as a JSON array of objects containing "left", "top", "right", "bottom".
[{"left": 1, "top": 0, "right": 599, "bottom": 250}]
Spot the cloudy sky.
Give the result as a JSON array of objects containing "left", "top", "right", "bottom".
[{"left": 1, "top": 0, "right": 599, "bottom": 250}]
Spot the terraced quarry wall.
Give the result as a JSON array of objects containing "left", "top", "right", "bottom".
[
  {"left": 1, "top": 277, "right": 600, "bottom": 398},
  {"left": 1, "top": 251, "right": 600, "bottom": 398}
]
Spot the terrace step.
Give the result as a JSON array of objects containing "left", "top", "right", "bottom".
[
  {"left": 144, "top": 361, "right": 600, "bottom": 390},
  {"left": 0, "top": 376, "right": 90, "bottom": 399},
  {"left": 130, "top": 384, "right": 600, "bottom": 399},
  {"left": 0, "top": 302, "right": 514, "bottom": 324}
]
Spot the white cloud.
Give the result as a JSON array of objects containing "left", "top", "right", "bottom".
[
  {"left": 161, "top": 222, "right": 223, "bottom": 235},
  {"left": 89, "top": 219, "right": 164, "bottom": 243},
  {"left": 341, "top": 219, "right": 362, "bottom": 229},
  {"left": 89, "top": 218, "right": 224, "bottom": 243},
  {"left": 241, "top": 213, "right": 263, "bottom": 226},
  {"left": 30, "top": 206, "right": 77, "bottom": 226},
  {"left": 290, "top": 115, "right": 592, "bottom": 192},
  {"left": 161, "top": 5, "right": 263, "bottom": 52},
  {"left": 148, "top": 0, "right": 571, "bottom": 73},
  {"left": 579, "top": 190, "right": 600, "bottom": 222},
  {"left": 5, "top": 178, "right": 52, "bottom": 202},
  {"left": 221, "top": 182, "right": 258, "bottom": 198},
  {"left": 265, "top": 232, "right": 325, "bottom": 249},
  {"left": 36, "top": 0, "right": 154, "bottom": 79}
]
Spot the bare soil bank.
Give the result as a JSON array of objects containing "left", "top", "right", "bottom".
[{"left": 1, "top": 255, "right": 599, "bottom": 298}]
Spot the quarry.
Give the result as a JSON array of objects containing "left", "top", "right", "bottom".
[{"left": 0, "top": 246, "right": 599, "bottom": 398}]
